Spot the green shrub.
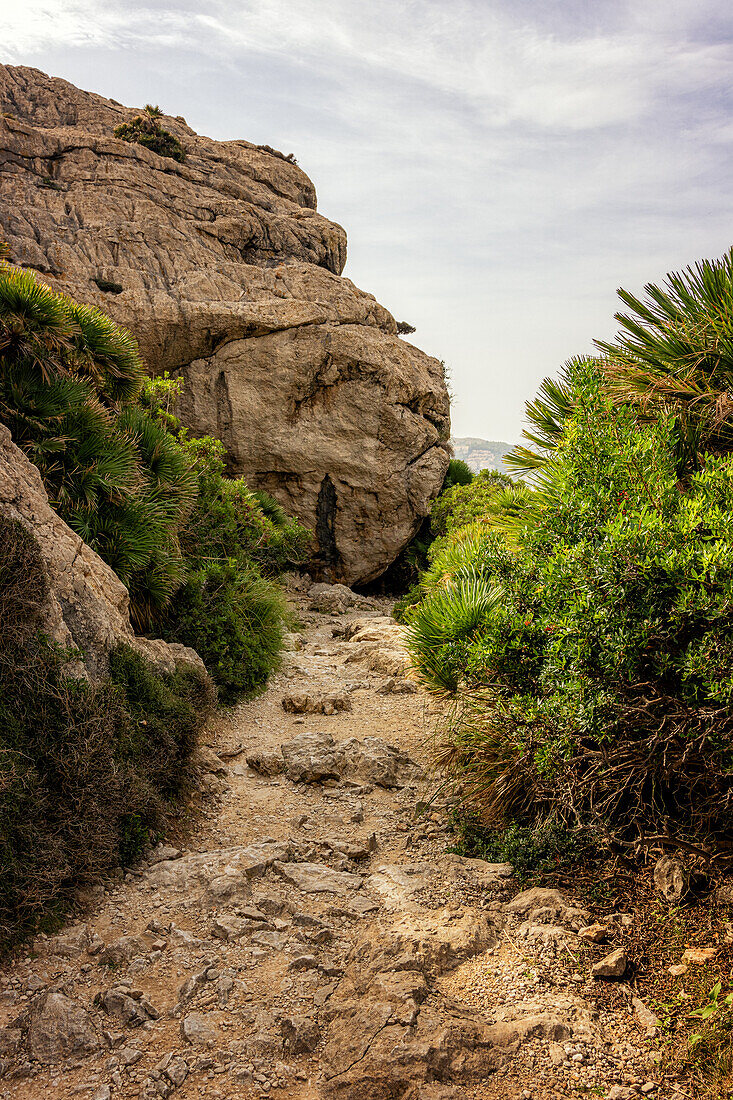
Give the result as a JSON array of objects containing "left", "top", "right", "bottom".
[
  {"left": 409, "top": 268, "right": 733, "bottom": 839},
  {"left": 448, "top": 812, "right": 600, "bottom": 884},
  {"left": 404, "top": 576, "right": 501, "bottom": 694},
  {"left": 114, "top": 111, "right": 186, "bottom": 163},
  {"left": 393, "top": 582, "right": 424, "bottom": 622},
  {"left": 161, "top": 560, "right": 288, "bottom": 701},
  {"left": 177, "top": 434, "right": 311, "bottom": 575},
  {"left": 430, "top": 468, "right": 513, "bottom": 538},
  {"left": 0, "top": 266, "right": 196, "bottom": 628},
  {"left": 0, "top": 518, "right": 213, "bottom": 947},
  {"left": 444, "top": 458, "right": 474, "bottom": 489}
]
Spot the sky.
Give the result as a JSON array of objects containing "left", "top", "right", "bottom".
[{"left": 2, "top": 1, "right": 733, "bottom": 443}]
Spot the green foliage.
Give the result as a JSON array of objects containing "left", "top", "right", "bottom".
[
  {"left": 680, "top": 982, "right": 733, "bottom": 1094},
  {"left": 139, "top": 382, "right": 308, "bottom": 699},
  {"left": 599, "top": 247, "right": 733, "bottom": 467},
  {"left": 0, "top": 265, "right": 196, "bottom": 628},
  {"left": 407, "top": 253, "right": 733, "bottom": 839},
  {"left": 444, "top": 458, "right": 474, "bottom": 489},
  {"left": 178, "top": 434, "right": 311, "bottom": 576},
  {"left": 430, "top": 468, "right": 513, "bottom": 538},
  {"left": 114, "top": 113, "right": 185, "bottom": 162},
  {"left": 0, "top": 518, "right": 212, "bottom": 946},
  {"left": 393, "top": 582, "right": 424, "bottom": 623},
  {"left": 161, "top": 560, "right": 288, "bottom": 702},
  {"left": 448, "top": 812, "right": 599, "bottom": 884},
  {"left": 404, "top": 576, "right": 501, "bottom": 694}
]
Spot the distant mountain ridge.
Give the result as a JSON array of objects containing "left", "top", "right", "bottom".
[{"left": 451, "top": 437, "right": 514, "bottom": 475}]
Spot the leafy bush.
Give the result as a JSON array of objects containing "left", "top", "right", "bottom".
[
  {"left": 152, "top": 431, "right": 308, "bottom": 699},
  {"left": 177, "top": 434, "right": 311, "bottom": 575},
  {"left": 161, "top": 560, "right": 288, "bottom": 701},
  {"left": 408, "top": 250, "right": 733, "bottom": 842},
  {"left": 0, "top": 266, "right": 196, "bottom": 627},
  {"left": 448, "top": 812, "right": 599, "bottom": 884},
  {"left": 114, "top": 108, "right": 186, "bottom": 163},
  {"left": 405, "top": 576, "right": 501, "bottom": 693},
  {"left": 430, "top": 468, "right": 513, "bottom": 538},
  {"left": 445, "top": 457, "right": 474, "bottom": 489},
  {"left": 0, "top": 518, "right": 213, "bottom": 947}
]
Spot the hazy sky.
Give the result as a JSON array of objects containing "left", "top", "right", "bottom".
[{"left": 3, "top": 1, "right": 733, "bottom": 442}]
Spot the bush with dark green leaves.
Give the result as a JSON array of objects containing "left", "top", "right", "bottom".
[
  {"left": 448, "top": 812, "right": 600, "bottom": 884},
  {"left": 114, "top": 107, "right": 186, "bottom": 163},
  {"left": 406, "top": 250, "right": 733, "bottom": 842},
  {"left": 150, "top": 429, "right": 308, "bottom": 699},
  {"left": 0, "top": 518, "right": 213, "bottom": 948},
  {"left": 160, "top": 560, "right": 288, "bottom": 702},
  {"left": 0, "top": 265, "right": 195, "bottom": 628},
  {"left": 430, "top": 468, "right": 512, "bottom": 538},
  {"left": 177, "top": 434, "right": 311, "bottom": 576}
]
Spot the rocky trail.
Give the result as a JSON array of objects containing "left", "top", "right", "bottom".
[{"left": 0, "top": 584, "right": 664, "bottom": 1100}]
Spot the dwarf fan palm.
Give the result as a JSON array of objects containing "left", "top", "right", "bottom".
[
  {"left": 0, "top": 264, "right": 195, "bottom": 627},
  {"left": 504, "top": 359, "right": 579, "bottom": 476},
  {"left": 598, "top": 248, "right": 733, "bottom": 467}
]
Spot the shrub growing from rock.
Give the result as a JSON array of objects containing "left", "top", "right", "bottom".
[{"left": 113, "top": 109, "right": 186, "bottom": 163}]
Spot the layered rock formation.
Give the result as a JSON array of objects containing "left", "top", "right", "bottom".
[
  {"left": 0, "top": 424, "right": 204, "bottom": 681},
  {"left": 0, "top": 65, "right": 450, "bottom": 583}
]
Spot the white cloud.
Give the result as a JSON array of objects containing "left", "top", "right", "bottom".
[{"left": 2, "top": 0, "right": 732, "bottom": 439}]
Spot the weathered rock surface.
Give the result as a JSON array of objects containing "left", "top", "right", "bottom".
[
  {"left": 322, "top": 908, "right": 500, "bottom": 1098},
  {"left": 653, "top": 855, "right": 688, "bottom": 903},
  {"left": 282, "top": 691, "right": 353, "bottom": 716},
  {"left": 277, "top": 729, "right": 423, "bottom": 788},
  {"left": 144, "top": 839, "right": 295, "bottom": 904},
  {"left": 24, "top": 992, "right": 100, "bottom": 1064},
  {"left": 0, "top": 423, "right": 205, "bottom": 680},
  {"left": 0, "top": 64, "right": 451, "bottom": 584}
]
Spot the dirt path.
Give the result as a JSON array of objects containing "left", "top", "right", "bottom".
[{"left": 0, "top": 588, "right": 663, "bottom": 1100}]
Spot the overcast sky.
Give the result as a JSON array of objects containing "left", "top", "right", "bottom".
[{"left": 3, "top": 1, "right": 733, "bottom": 442}]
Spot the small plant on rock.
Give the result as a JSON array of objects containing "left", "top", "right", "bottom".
[{"left": 114, "top": 108, "right": 186, "bottom": 163}]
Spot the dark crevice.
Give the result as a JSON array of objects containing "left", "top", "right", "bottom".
[{"left": 314, "top": 474, "right": 341, "bottom": 580}]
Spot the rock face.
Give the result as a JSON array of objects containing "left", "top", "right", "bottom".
[
  {"left": 0, "top": 64, "right": 451, "bottom": 584},
  {"left": 0, "top": 423, "right": 204, "bottom": 681}
]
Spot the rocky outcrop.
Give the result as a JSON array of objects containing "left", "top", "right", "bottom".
[
  {"left": 0, "top": 64, "right": 451, "bottom": 584},
  {"left": 0, "top": 423, "right": 204, "bottom": 680}
]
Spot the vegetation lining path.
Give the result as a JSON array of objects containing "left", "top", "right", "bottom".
[{"left": 0, "top": 589, "right": 662, "bottom": 1100}]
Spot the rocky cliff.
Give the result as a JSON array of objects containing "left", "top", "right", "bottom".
[{"left": 0, "top": 65, "right": 450, "bottom": 584}]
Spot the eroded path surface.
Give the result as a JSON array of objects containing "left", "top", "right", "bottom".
[{"left": 0, "top": 586, "right": 663, "bottom": 1100}]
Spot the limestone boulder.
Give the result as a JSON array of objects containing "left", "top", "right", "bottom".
[
  {"left": 24, "top": 992, "right": 100, "bottom": 1064},
  {"left": 0, "top": 64, "right": 451, "bottom": 584}
]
